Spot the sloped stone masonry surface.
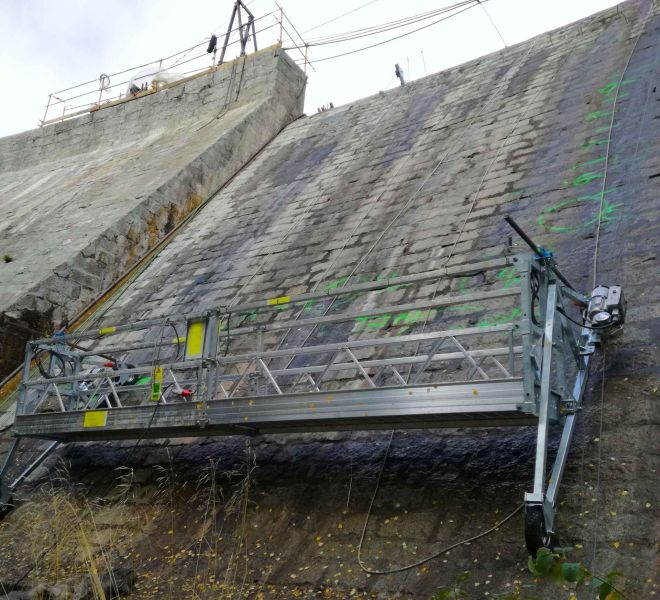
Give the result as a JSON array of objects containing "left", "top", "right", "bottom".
[{"left": 0, "top": 1, "right": 658, "bottom": 598}]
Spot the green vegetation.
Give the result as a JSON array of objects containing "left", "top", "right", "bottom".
[{"left": 430, "top": 548, "right": 628, "bottom": 600}]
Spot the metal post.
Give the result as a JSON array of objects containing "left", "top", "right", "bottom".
[
  {"left": 10, "top": 441, "right": 59, "bottom": 491},
  {"left": 544, "top": 350, "right": 590, "bottom": 531},
  {"left": 279, "top": 7, "right": 283, "bottom": 44},
  {"left": 204, "top": 314, "right": 220, "bottom": 407},
  {"left": 18, "top": 342, "right": 33, "bottom": 416},
  {"left": 0, "top": 439, "right": 20, "bottom": 480},
  {"left": 527, "top": 282, "right": 557, "bottom": 502},
  {"left": 515, "top": 254, "right": 535, "bottom": 412},
  {"left": 218, "top": 2, "right": 238, "bottom": 65},
  {"left": 304, "top": 44, "right": 309, "bottom": 74},
  {"left": 237, "top": 7, "right": 246, "bottom": 56},
  {"left": 40, "top": 93, "right": 52, "bottom": 127}
]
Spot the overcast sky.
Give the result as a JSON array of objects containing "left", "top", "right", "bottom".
[{"left": 0, "top": 0, "right": 621, "bottom": 138}]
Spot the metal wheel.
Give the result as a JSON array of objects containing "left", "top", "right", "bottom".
[{"left": 525, "top": 504, "right": 559, "bottom": 556}]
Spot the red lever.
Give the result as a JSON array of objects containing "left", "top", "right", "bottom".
[
  {"left": 180, "top": 389, "right": 193, "bottom": 397},
  {"left": 103, "top": 362, "right": 115, "bottom": 367}
]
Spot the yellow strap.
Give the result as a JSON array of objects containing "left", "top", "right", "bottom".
[
  {"left": 267, "top": 295, "right": 291, "bottom": 306},
  {"left": 98, "top": 326, "right": 116, "bottom": 335}
]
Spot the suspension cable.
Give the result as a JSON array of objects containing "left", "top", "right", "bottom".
[
  {"left": 357, "top": 431, "right": 525, "bottom": 574},
  {"left": 295, "top": 2, "right": 483, "bottom": 65},
  {"left": 588, "top": 6, "right": 653, "bottom": 574},
  {"left": 300, "top": 2, "right": 478, "bottom": 46},
  {"left": 355, "top": 34, "right": 549, "bottom": 576},
  {"left": 591, "top": 7, "right": 650, "bottom": 288},
  {"left": 301, "top": 0, "right": 382, "bottom": 35}
]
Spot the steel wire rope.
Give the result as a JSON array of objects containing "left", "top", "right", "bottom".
[
  {"left": 591, "top": 7, "right": 652, "bottom": 289},
  {"left": 262, "top": 77, "right": 415, "bottom": 371},
  {"left": 363, "top": 6, "right": 653, "bottom": 577},
  {"left": 170, "top": 5, "right": 277, "bottom": 69},
  {"left": 279, "top": 20, "right": 317, "bottom": 72},
  {"left": 477, "top": 0, "right": 507, "bottom": 47},
  {"left": 125, "top": 320, "right": 176, "bottom": 459},
  {"left": 357, "top": 430, "right": 525, "bottom": 574},
  {"left": 294, "top": 1, "right": 478, "bottom": 46},
  {"left": 294, "top": 2, "right": 478, "bottom": 46},
  {"left": 51, "top": 10, "right": 279, "bottom": 108},
  {"left": 399, "top": 36, "right": 547, "bottom": 383},
  {"left": 293, "top": 2, "right": 483, "bottom": 65},
  {"left": 252, "top": 34, "right": 545, "bottom": 576},
  {"left": 586, "top": 6, "right": 654, "bottom": 574},
  {"left": 301, "top": 0, "right": 382, "bottom": 35},
  {"left": 71, "top": 16, "right": 284, "bottom": 115},
  {"left": 268, "top": 30, "right": 539, "bottom": 380},
  {"left": 349, "top": 35, "right": 551, "bottom": 575},
  {"left": 347, "top": 37, "right": 541, "bottom": 281}
]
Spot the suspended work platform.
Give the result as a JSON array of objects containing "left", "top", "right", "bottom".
[
  {"left": 14, "top": 255, "right": 535, "bottom": 441},
  {"left": 3, "top": 226, "right": 626, "bottom": 554}
]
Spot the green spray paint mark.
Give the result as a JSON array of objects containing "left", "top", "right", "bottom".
[
  {"left": 588, "top": 199, "right": 621, "bottom": 226},
  {"left": 446, "top": 268, "right": 522, "bottom": 329},
  {"left": 476, "top": 307, "right": 522, "bottom": 328},
  {"left": 602, "top": 92, "right": 629, "bottom": 104},
  {"left": 537, "top": 189, "right": 618, "bottom": 233},
  {"left": 352, "top": 309, "right": 437, "bottom": 334},
  {"left": 594, "top": 124, "right": 619, "bottom": 134},
  {"left": 582, "top": 137, "right": 609, "bottom": 149},
  {"left": 571, "top": 155, "right": 607, "bottom": 171},
  {"left": 444, "top": 305, "right": 482, "bottom": 312},
  {"left": 598, "top": 79, "right": 634, "bottom": 98},
  {"left": 585, "top": 110, "right": 613, "bottom": 122},
  {"left": 572, "top": 171, "right": 603, "bottom": 187},
  {"left": 498, "top": 266, "right": 520, "bottom": 289}
]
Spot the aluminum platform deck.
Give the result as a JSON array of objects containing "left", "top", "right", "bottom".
[{"left": 13, "top": 379, "right": 530, "bottom": 441}]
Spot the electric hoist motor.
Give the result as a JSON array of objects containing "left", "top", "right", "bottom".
[{"left": 586, "top": 285, "right": 626, "bottom": 330}]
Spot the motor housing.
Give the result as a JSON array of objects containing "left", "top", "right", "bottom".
[{"left": 586, "top": 285, "right": 626, "bottom": 329}]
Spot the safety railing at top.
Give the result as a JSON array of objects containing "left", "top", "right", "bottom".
[
  {"left": 16, "top": 253, "right": 589, "bottom": 422},
  {"left": 38, "top": 4, "right": 313, "bottom": 128}
]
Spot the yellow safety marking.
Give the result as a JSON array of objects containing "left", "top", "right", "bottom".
[
  {"left": 267, "top": 295, "right": 291, "bottom": 306},
  {"left": 83, "top": 410, "right": 108, "bottom": 428},
  {"left": 151, "top": 366, "right": 163, "bottom": 401},
  {"left": 185, "top": 320, "right": 205, "bottom": 359},
  {"left": 196, "top": 402, "right": 204, "bottom": 410},
  {"left": 98, "top": 326, "right": 116, "bottom": 335}
]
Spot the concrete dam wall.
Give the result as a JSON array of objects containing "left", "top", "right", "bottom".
[
  {"left": 0, "top": 1, "right": 658, "bottom": 599},
  {"left": 0, "top": 47, "right": 306, "bottom": 379}
]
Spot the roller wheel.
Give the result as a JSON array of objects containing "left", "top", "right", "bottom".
[{"left": 525, "top": 504, "right": 559, "bottom": 557}]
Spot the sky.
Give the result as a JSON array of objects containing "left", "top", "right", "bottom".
[{"left": 0, "top": 0, "right": 622, "bottom": 137}]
